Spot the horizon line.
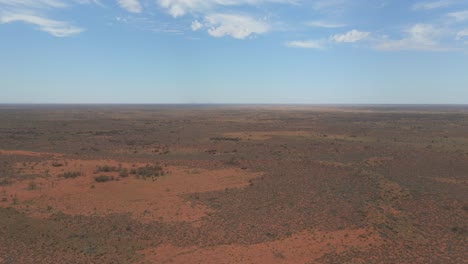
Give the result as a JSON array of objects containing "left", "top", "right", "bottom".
[{"left": 0, "top": 103, "right": 467, "bottom": 106}]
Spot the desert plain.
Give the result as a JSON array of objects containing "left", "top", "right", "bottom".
[{"left": 0, "top": 105, "right": 467, "bottom": 263}]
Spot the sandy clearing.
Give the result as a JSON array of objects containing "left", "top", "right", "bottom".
[
  {"left": 0, "top": 150, "right": 62, "bottom": 157},
  {"left": 2, "top": 158, "right": 262, "bottom": 226},
  {"left": 223, "top": 131, "right": 316, "bottom": 141},
  {"left": 139, "top": 228, "right": 382, "bottom": 264},
  {"left": 429, "top": 177, "right": 468, "bottom": 185}
]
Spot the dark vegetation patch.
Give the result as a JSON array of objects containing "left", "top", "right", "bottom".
[
  {"left": 210, "top": 137, "right": 241, "bottom": 142},
  {"left": 0, "top": 178, "right": 11, "bottom": 186},
  {"left": 94, "top": 175, "right": 114, "bottom": 183},
  {"left": 59, "top": 171, "right": 81, "bottom": 179},
  {"left": 130, "top": 164, "right": 164, "bottom": 179},
  {"left": 95, "top": 165, "right": 118, "bottom": 173},
  {"left": 51, "top": 162, "right": 64, "bottom": 167}
]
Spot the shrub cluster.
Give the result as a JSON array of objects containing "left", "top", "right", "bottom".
[
  {"left": 130, "top": 165, "right": 163, "bottom": 179},
  {"left": 94, "top": 175, "right": 114, "bottom": 183},
  {"left": 59, "top": 171, "right": 81, "bottom": 179}
]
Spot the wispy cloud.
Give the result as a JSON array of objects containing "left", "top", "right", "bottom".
[
  {"left": 456, "top": 29, "right": 468, "bottom": 40},
  {"left": 0, "top": 0, "right": 93, "bottom": 36},
  {"left": 286, "top": 29, "right": 369, "bottom": 50},
  {"left": 0, "top": 12, "right": 84, "bottom": 36},
  {"left": 448, "top": 10, "right": 468, "bottom": 22},
  {"left": 306, "top": 20, "right": 346, "bottom": 28},
  {"left": 156, "top": 0, "right": 297, "bottom": 18},
  {"left": 285, "top": 39, "right": 325, "bottom": 49},
  {"left": 373, "top": 24, "right": 453, "bottom": 51},
  {"left": 412, "top": 0, "right": 454, "bottom": 10},
  {"left": 203, "top": 13, "right": 270, "bottom": 39},
  {"left": 117, "top": 0, "right": 142, "bottom": 13},
  {"left": 155, "top": 0, "right": 294, "bottom": 39},
  {"left": 332, "top": 29, "right": 370, "bottom": 43},
  {"left": 0, "top": 0, "right": 68, "bottom": 8}
]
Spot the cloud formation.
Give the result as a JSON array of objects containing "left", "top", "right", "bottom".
[
  {"left": 117, "top": 0, "right": 142, "bottom": 13},
  {"left": 456, "top": 29, "right": 468, "bottom": 39},
  {"left": 448, "top": 10, "right": 468, "bottom": 22},
  {"left": 412, "top": 0, "right": 454, "bottom": 10},
  {"left": 0, "top": 0, "right": 68, "bottom": 8},
  {"left": 285, "top": 40, "right": 324, "bottom": 49},
  {"left": 332, "top": 29, "right": 370, "bottom": 43},
  {"left": 157, "top": 0, "right": 296, "bottom": 18},
  {"left": 191, "top": 19, "right": 202, "bottom": 31},
  {"left": 203, "top": 13, "right": 270, "bottom": 39},
  {"left": 0, "top": 0, "right": 467, "bottom": 52},
  {"left": 0, "top": 0, "right": 109, "bottom": 36},
  {"left": 373, "top": 24, "right": 451, "bottom": 51},
  {"left": 0, "top": 12, "right": 84, "bottom": 36},
  {"left": 306, "top": 20, "right": 346, "bottom": 28}
]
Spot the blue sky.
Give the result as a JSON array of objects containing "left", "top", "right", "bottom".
[{"left": 1, "top": 0, "right": 468, "bottom": 104}]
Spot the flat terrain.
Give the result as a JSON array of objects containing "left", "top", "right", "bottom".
[{"left": 0, "top": 105, "right": 467, "bottom": 263}]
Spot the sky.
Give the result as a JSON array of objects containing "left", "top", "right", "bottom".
[{"left": 1, "top": 0, "right": 468, "bottom": 104}]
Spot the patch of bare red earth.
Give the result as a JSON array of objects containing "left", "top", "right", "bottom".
[
  {"left": 140, "top": 228, "right": 381, "bottom": 263},
  {"left": 1, "top": 150, "right": 386, "bottom": 263},
  {"left": 1, "top": 151, "right": 262, "bottom": 227}
]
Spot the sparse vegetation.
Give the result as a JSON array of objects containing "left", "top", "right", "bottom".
[
  {"left": 28, "top": 181, "right": 37, "bottom": 190},
  {"left": 51, "top": 162, "right": 64, "bottom": 167},
  {"left": 94, "top": 175, "right": 114, "bottom": 183},
  {"left": 210, "top": 137, "right": 241, "bottom": 142},
  {"left": 130, "top": 164, "right": 163, "bottom": 179},
  {"left": 1, "top": 106, "right": 468, "bottom": 263},
  {"left": 119, "top": 168, "right": 129, "bottom": 177},
  {"left": 0, "top": 178, "right": 11, "bottom": 186},
  {"left": 224, "top": 157, "right": 240, "bottom": 166},
  {"left": 59, "top": 171, "right": 81, "bottom": 179},
  {"left": 95, "top": 165, "right": 118, "bottom": 173}
]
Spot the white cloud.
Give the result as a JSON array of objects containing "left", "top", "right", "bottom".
[
  {"left": 285, "top": 40, "right": 324, "bottom": 49},
  {"left": 306, "top": 20, "right": 346, "bottom": 28},
  {"left": 0, "top": 0, "right": 68, "bottom": 8},
  {"left": 156, "top": 0, "right": 296, "bottom": 18},
  {"left": 117, "top": 0, "right": 142, "bottom": 13},
  {"left": 448, "top": 10, "right": 468, "bottom": 22},
  {"left": 412, "top": 0, "right": 453, "bottom": 10},
  {"left": 373, "top": 24, "right": 452, "bottom": 51},
  {"left": 456, "top": 29, "right": 468, "bottom": 40},
  {"left": 332, "top": 29, "right": 370, "bottom": 43},
  {"left": 75, "top": 0, "right": 103, "bottom": 6},
  {"left": 203, "top": 13, "right": 269, "bottom": 39},
  {"left": 0, "top": 0, "right": 103, "bottom": 8},
  {"left": 191, "top": 19, "right": 202, "bottom": 31},
  {"left": 0, "top": 12, "right": 84, "bottom": 36}
]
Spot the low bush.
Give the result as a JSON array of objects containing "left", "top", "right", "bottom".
[
  {"left": 51, "top": 162, "right": 63, "bottom": 167},
  {"left": 94, "top": 175, "right": 114, "bottom": 183},
  {"left": 119, "top": 168, "right": 129, "bottom": 177},
  {"left": 59, "top": 171, "right": 81, "bottom": 179},
  {"left": 96, "top": 165, "right": 117, "bottom": 173}
]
